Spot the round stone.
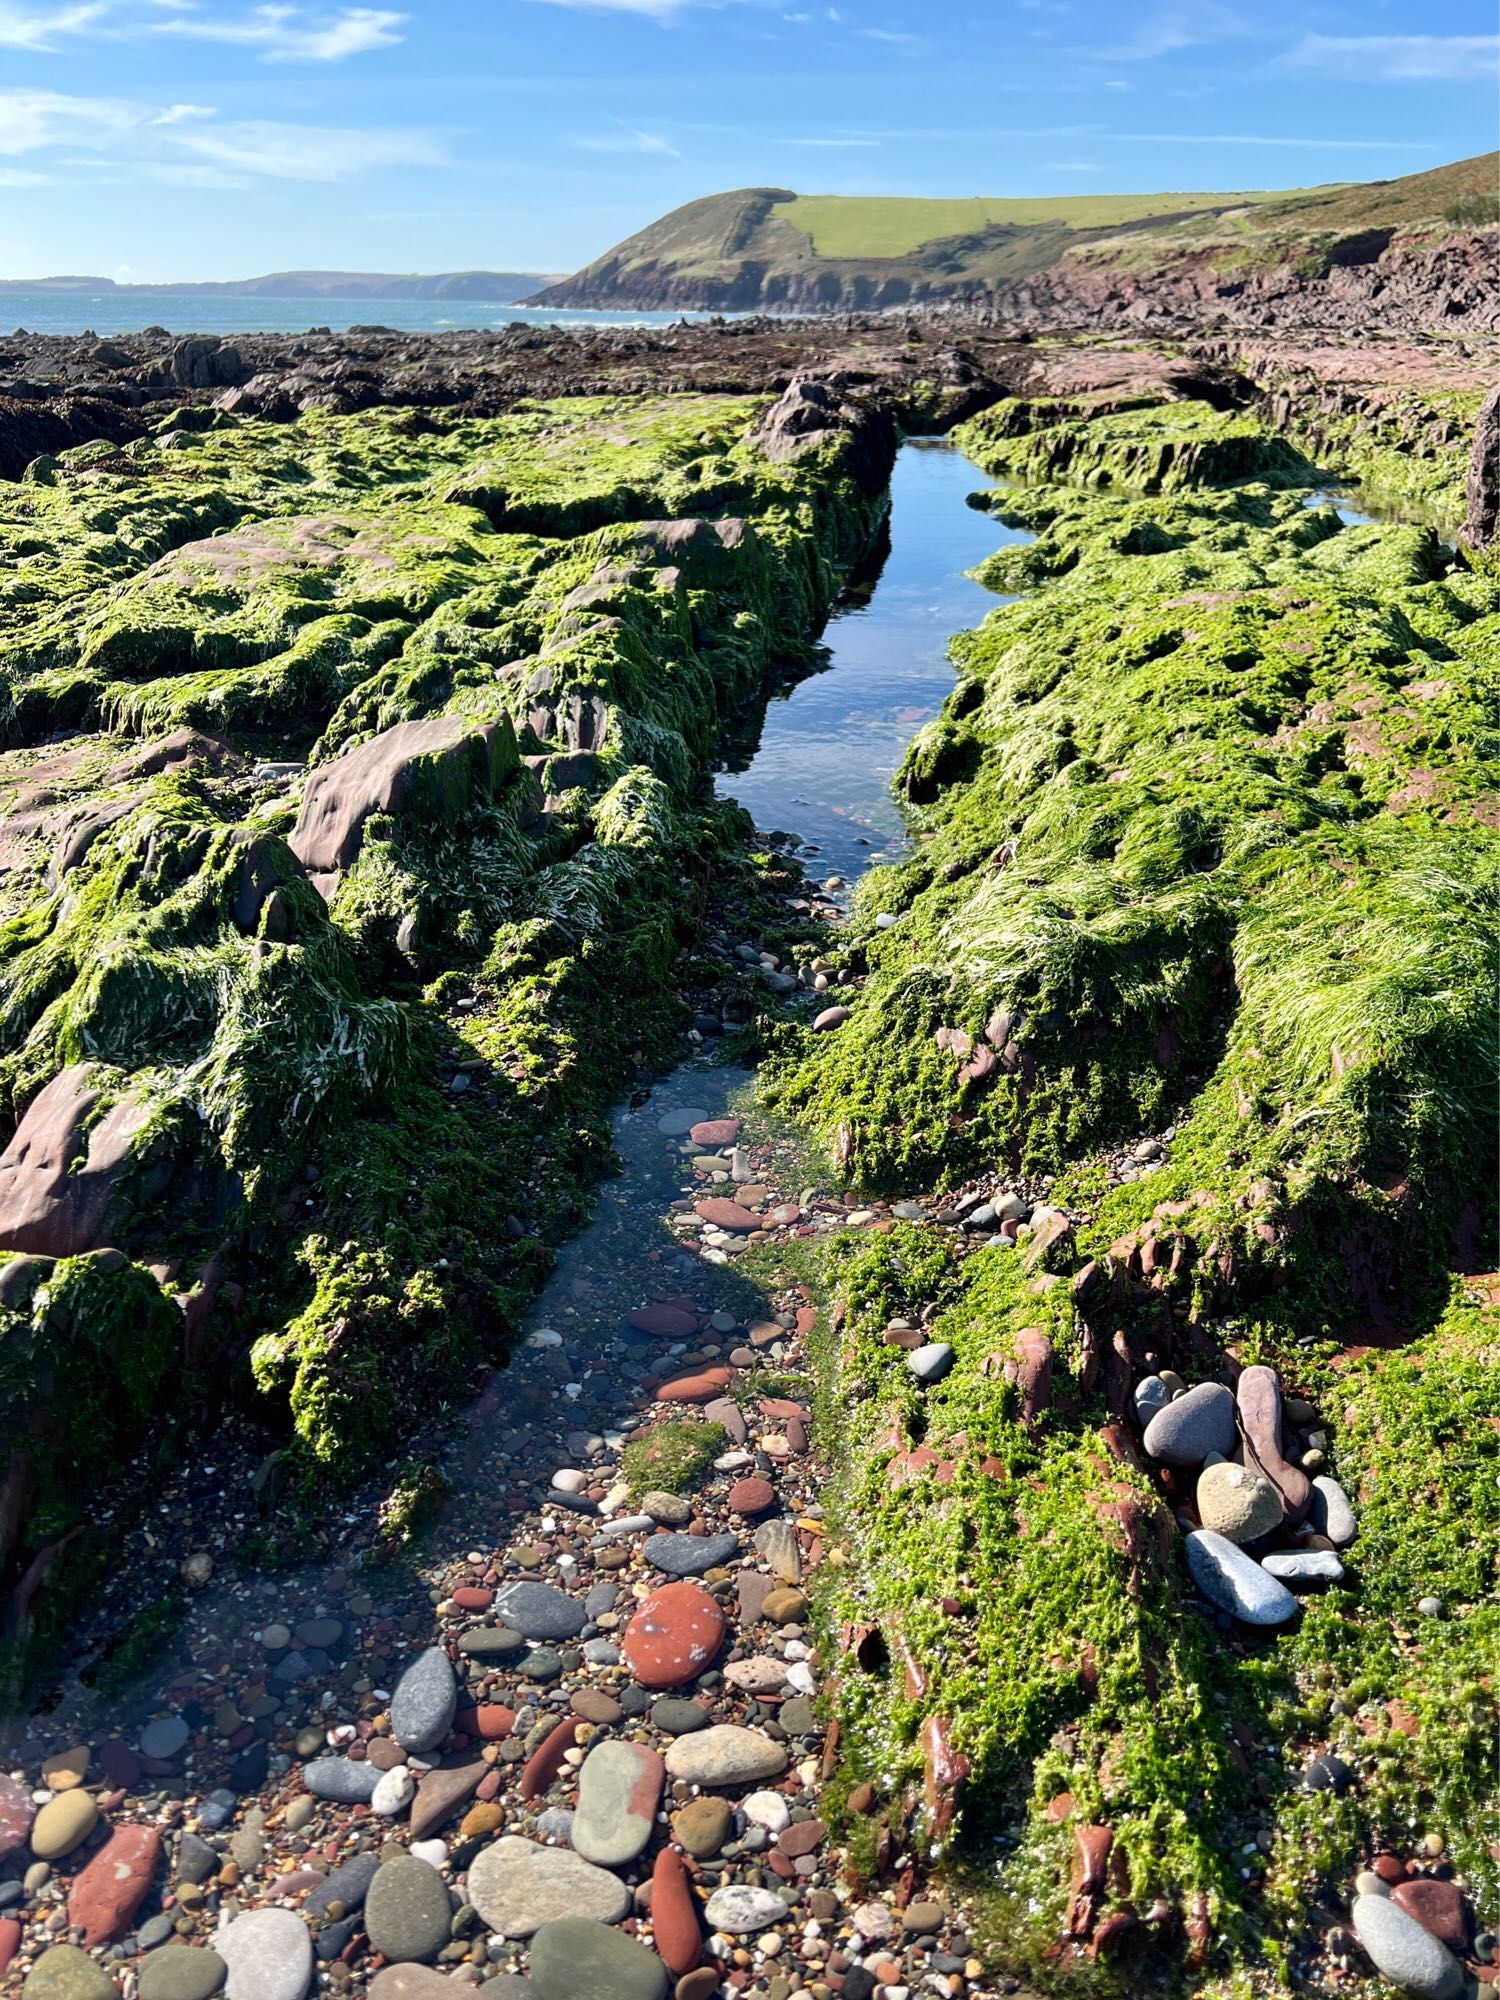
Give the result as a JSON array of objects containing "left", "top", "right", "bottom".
[
  {"left": 1196, "top": 1462, "right": 1282, "bottom": 1543},
  {"left": 742, "top": 1792, "right": 791, "bottom": 1834},
  {"left": 139, "top": 1946, "right": 229, "bottom": 2000},
  {"left": 302, "top": 1758, "right": 380, "bottom": 1804},
  {"left": 1143, "top": 1382, "right": 1236, "bottom": 1465},
  {"left": 622, "top": 1582, "right": 727, "bottom": 1689},
  {"left": 726, "top": 1478, "right": 776, "bottom": 1517},
  {"left": 689, "top": 1119, "right": 740, "bottom": 1147},
  {"left": 215, "top": 1908, "right": 313, "bottom": 2000},
  {"left": 906, "top": 1342, "right": 953, "bottom": 1384},
  {"left": 22, "top": 1945, "right": 118, "bottom": 2000},
  {"left": 644, "top": 1532, "right": 739, "bottom": 1577},
  {"left": 650, "top": 1698, "right": 711, "bottom": 1735},
  {"left": 1309, "top": 1475, "right": 1357, "bottom": 1546},
  {"left": 492, "top": 1581, "right": 586, "bottom": 1641},
  {"left": 1133, "top": 1376, "right": 1171, "bottom": 1424},
  {"left": 673, "top": 1795, "right": 732, "bottom": 1858},
  {"left": 363, "top": 1855, "right": 452, "bottom": 1964},
  {"left": 656, "top": 1107, "right": 709, "bottom": 1136},
  {"left": 640, "top": 1491, "right": 694, "bottom": 1527},
  {"left": 527, "top": 1917, "right": 668, "bottom": 2000},
  {"left": 466, "top": 1836, "right": 630, "bottom": 1938},
  {"left": 30, "top": 1791, "right": 98, "bottom": 1861},
  {"left": 663, "top": 1725, "right": 788, "bottom": 1788},
  {"left": 139, "top": 1716, "right": 190, "bottom": 1761},
  {"left": 571, "top": 1741, "right": 664, "bottom": 1868}
]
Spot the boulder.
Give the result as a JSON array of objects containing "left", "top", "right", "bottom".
[
  {"left": 1462, "top": 380, "right": 1500, "bottom": 551},
  {"left": 0, "top": 1064, "right": 152, "bottom": 1257}
]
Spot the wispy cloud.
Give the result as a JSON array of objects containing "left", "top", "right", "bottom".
[
  {"left": 1277, "top": 33, "right": 1497, "bottom": 83},
  {"left": 1091, "top": 2, "right": 1244, "bottom": 60},
  {"left": 0, "top": 87, "right": 140, "bottom": 153},
  {"left": 0, "top": 2, "right": 110, "bottom": 50},
  {"left": 0, "top": 163, "right": 51, "bottom": 182},
  {"left": 574, "top": 124, "right": 680, "bottom": 155},
  {"left": 155, "top": 4, "right": 405, "bottom": 60},
  {"left": 862, "top": 25, "right": 918, "bottom": 42},
  {"left": 151, "top": 101, "right": 217, "bottom": 123},
  {"left": 167, "top": 116, "right": 444, "bottom": 178},
  {"left": 784, "top": 135, "right": 881, "bottom": 147}
]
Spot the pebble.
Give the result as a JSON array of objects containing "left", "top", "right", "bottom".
[
  {"left": 21, "top": 1945, "right": 119, "bottom": 1999},
  {"left": 364, "top": 1853, "right": 453, "bottom": 1964},
  {"left": 1196, "top": 1462, "right": 1282, "bottom": 1543},
  {"left": 742, "top": 1791, "right": 791, "bottom": 1834},
  {"left": 645, "top": 1532, "right": 740, "bottom": 1576},
  {"left": 704, "top": 1883, "right": 789, "bottom": 1934},
  {"left": 368, "top": 1971, "right": 464, "bottom": 2000},
  {"left": 390, "top": 1647, "right": 459, "bottom": 1753},
  {"left": 29, "top": 1791, "right": 98, "bottom": 1861},
  {"left": 1184, "top": 1531, "right": 1298, "bottom": 1624},
  {"left": 622, "top": 1581, "right": 727, "bottom": 1689},
  {"left": 651, "top": 1698, "right": 711, "bottom": 1735},
  {"left": 571, "top": 1740, "right": 664, "bottom": 1867},
  {"left": 1144, "top": 1382, "right": 1236, "bottom": 1464},
  {"left": 1392, "top": 1878, "right": 1469, "bottom": 1954},
  {"left": 466, "top": 1836, "right": 631, "bottom": 1937},
  {"left": 139, "top": 1716, "right": 190, "bottom": 1760},
  {"left": 754, "top": 1519, "right": 801, "bottom": 1583},
  {"left": 1309, "top": 1475, "right": 1357, "bottom": 1547},
  {"left": 1262, "top": 1550, "right": 1344, "bottom": 1585},
  {"left": 1351, "top": 1892, "right": 1462, "bottom": 1998},
  {"left": 302, "top": 1757, "right": 381, "bottom": 1804},
  {"left": 673, "top": 1794, "right": 732, "bottom": 1858},
  {"left": 372, "top": 1764, "right": 416, "bottom": 1816},
  {"left": 906, "top": 1343, "right": 953, "bottom": 1384},
  {"left": 494, "top": 1581, "right": 588, "bottom": 1640},
  {"left": 215, "top": 1907, "right": 314, "bottom": 2000},
  {"left": 664, "top": 1725, "right": 788, "bottom": 1787},
  {"left": 138, "top": 1947, "right": 229, "bottom": 2000},
  {"left": 307, "top": 1853, "right": 381, "bottom": 1919},
  {"left": 527, "top": 1915, "right": 668, "bottom": 2000},
  {"left": 640, "top": 1491, "right": 694, "bottom": 1527},
  {"left": 1133, "top": 1376, "right": 1171, "bottom": 1424}
]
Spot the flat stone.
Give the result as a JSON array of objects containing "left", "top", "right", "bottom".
[
  {"left": 1185, "top": 1531, "right": 1298, "bottom": 1625},
  {"left": 760, "top": 1588, "right": 807, "bottom": 1625},
  {"left": 391, "top": 1648, "right": 458, "bottom": 1754},
  {"left": 645, "top": 1532, "right": 739, "bottom": 1577},
  {"left": 372, "top": 1765, "right": 415, "bottom": 1817},
  {"left": 466, "top": 1836, "right": 630, "bottom": 1938},
  {"left": 656, "top": 1368, "right": 733, "bottom": 1404},
  {"left": 40, "top": 1747, "right": 88, "bottom": 1792},
  {"left": 640, "top": 1490, "right": 694, "bottom": 1527},
  {"left": 1352, "top": 1892, "right": 1462, "bottom": 1998},
  {"left": 627, "top": 1306, "right": 699, "bottom": 1339},
  {"left": 1309, "top": 1475, "right": 1357, "bottom": 1547},
  {"left": 29, "top": 1791, "right": 98, "bottom": 1861},
  {"left": 527, "top": 1916, "right": 668, "bottom": 2000},
  {"left": 1261, "top": 1550, "right": 1345, "bottom": 1586},
  {"left": 139, "top": 1716, "right": 190, "bottom": 1760},
  {"left": 1391, "top": 1878, "right": 1469, "bottom": 1954},
  {"left": 21, "top": 1945, "right": 118, "bottom": 1999},
  {"left": 458, "top": 1627, "right": 525, "bottom": 1658},
  {"left": 651, "top": 1848, "right": 702, "bottom": 1978},
  {"left": 216, "top": 1907, "right": 313, "bottom": 2000},
  {"left": 1143, "top": 1382, "right": 1236, "bottom": 1465},
  {"left": 67, "top": 1823, "right": 161, "bottom": 1944},
  {"left": 726, "top": 1478, "right": 776, "bottom": 1516},
  {"left": 570, "top": 1689, "right": 622, "bottom": 1726},
  {"left": 572, "top": 1741, "right": 664, "bottom": 1868},
  {"left": 723, "top": 1656, "right": 788, "bottom": 1695},
  {"left": 753, "top": 1520, "right": 801, "bottom": 1583},
  {"left": 693, "top": 1198, "right": 758, "bottom": 1233},
  {"left": 1236, "top": 1364, "right": 1311, "bottom": 1523},
  {"left": 369, "top": 1972, "right": 463, "bottom": 1999},
  {"left": 409, "top": 1761, "right": 486, "bottom": 1841},
  {"left": 703, "top": 1884, "right": 788, "bottom": 1934},
  {"left": 689, "top": 1119, "right": 740, "bottom": 1147},
  {"left": 664, "top": 1725, "right": 787, "bottom": 1788},
  {"left": 306, "top": 1852, "right": 380, "bottom": 1919},
  {"left": 493, "top": 1581, "right": 586, "bottom": 1640},
  {"left": 650, "top": 1697, "right": 711, "bottom": 1735},
  {"left": 906, "top": 1342, "right": 953, "bottom": 1384},
  {"left": 138, "top": 1946, "right": 229, "bottom": 2000},
  {"left": 673, "top": 1795, "right": 731, "bottom": 1859},
  {"left": 364, "top": 1854, "right": 452, "bottom": 1964},
  {"left": 703, "top": 1397, "right": 747, "bottom": 1443},
  {"left": 302, "top": 1758, "right": 380, "bottom": 1804},
  {"left": 656, "top": 1107, "right": 709, "bottom": 1136},
  {"left": 0, "top": 1775, "right": 35, "bottom": 1863}
]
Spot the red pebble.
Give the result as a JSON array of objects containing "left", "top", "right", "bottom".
[
  {"left": 651, "top": 1848, "right": 702, "bottom": 1974},
  {"left": 68, "top": 1825, "right": 162, "bottom": 1945}
]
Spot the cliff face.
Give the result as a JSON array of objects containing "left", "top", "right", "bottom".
[{"left": 531, "top": 227, "right": 1499, "bottom": 336}]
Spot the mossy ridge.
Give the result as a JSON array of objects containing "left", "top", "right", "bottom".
[
  {"left": 0, "top": 390, "right": 891, "bottom": 1625},
  {"left": 758, "top": 396, "right": 1495, "bottom": 1988}
]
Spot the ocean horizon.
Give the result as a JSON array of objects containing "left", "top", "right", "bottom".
[{"left": 0, "top": 291, "right": 719, "bottom": 339}]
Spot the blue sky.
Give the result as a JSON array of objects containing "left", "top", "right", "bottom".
[{"left": 0, "top": 0, "right": 1493, "bottom": 279}]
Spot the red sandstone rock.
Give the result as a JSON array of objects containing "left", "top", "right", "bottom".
[
  {"left": 410, "top": 1762, "right": 487, "bottom": 1841},
  {"left": 456, "top": 1704, "right": 517, "bottom": 1740},
  {"left": 1391, "top": 1876, "right": 1469, "bottom": 1952},
  {"left": 621, "top": 1581, "right": 727, "bottom": 1689},
  {"left": 652, "top": 1847, "right": 702, "bottom": 1974},
  {"left": 0, "top": 1063, "right": 153, "bottom": 1257},
  {"left": 68, "top": 1824, "right": 161, "bottom": 1945},
  {"left": 0, "top": 1920, "right": 19, "bottom": 1977},
  {"left": 656, "top": 1367, "right": 733, "bottom": 1403},
  {"left": 520, "top": 1718, "right": 577, "bottom": 1802},
  {"left": 0, "top": 1775, "right": 34, "bottom": 1864},
  {"left": 627, "top": 1305, "right": 700, "bottom": 1338},
  {"left": 688, "top": 1119, "right": 740, "bottom": 1147},
  {"left": 726, "top": 1478, "right": 776, "bottom": 1517},
  {"left": 452, "top": 1587, "right": 493, "bottom": 1611},
  {"left": 694, "top": 1198, "right": 758, "bottom": 1233},
  {"left": 778, "top": 1818, "right": 827, "bottom": 1857}
]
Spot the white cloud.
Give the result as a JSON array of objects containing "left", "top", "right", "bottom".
[
  {"left": 1093, "top": 3, "right": 1244, "bottom": 60},
  {"left": 1278, "top": 33, "right": 1498, "bottom": 83},
  {"left": 784, "top": 135, "right": 881, "bottom": 147},
  {"left": 155, "top": 4, "right": 405, "bottom": 59},
  {"left": 146, "top": 160, "right": 252, "bottom": 186},
  {"left": 152, "top": 101, "right": 217, "bottom": 123},
  {"left": 862, "top": 24, "right": 917, "bottom": 41},
  {"left": 0, "top": 3, "right": 110, "bottom": 50},
  {"left": 0, "top": 88, "right": 141, "bottom": 153},
  {"left": 574, "top": 125, "right": 680, "bottom": 155},
  {"left": 165, "top": 116, "right": 444, "bottom": 179}
]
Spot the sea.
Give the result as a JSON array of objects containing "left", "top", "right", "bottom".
[{"left": 0, "top": 293, "right": 715, "bottom": 338}]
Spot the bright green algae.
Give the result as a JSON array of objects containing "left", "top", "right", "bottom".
[
  {"left": 0, "top": 393, "right": 889, "bottom": 1598},
  {"left": 766, "top": 396, "right": 1498, "bottom": 1989}
]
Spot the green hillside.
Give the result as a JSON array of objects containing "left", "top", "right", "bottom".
[{"left": 528, "top": 154, "right": 1498, "bottom": 312}]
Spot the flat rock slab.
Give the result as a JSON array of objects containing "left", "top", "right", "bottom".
[
  {"left": 527, "top": 1917, "right": 668, "bottom": 2000},
  {"left": 1143, "top": 1382, "right": 1236, "bottom": 1465},
  {"left": 645, "top": 1532, "right": 739, "bottom": 1577},
  {"left": 390, "top": 1648, "right": 458, "bottom": 1755},
  {"left": 1185, "top": 1531, "right": 1298, "bottom": 1625},
  {"left": 656, "top": 1368, "right": 733, "bottom": 1404},
  {"left": 572, "top": 1740, "right": 665, "bottom": 1868},
  {"left": 216, "top": 1908, "right": 313, "bottom": 2000},
  {"left": 364, "top": 1855, "right": 452, "bottom": 1964},
  {"left": 138, "top": 1948, "right": 228, "bottom": 2000},
  {"left": 466, "top": 1836, "right": 631, "bottom": 1938},
  {"left": 21, "top": 1945, "right": 120, "bottom": 2000},
  {"left": 1262, "top": 1550, "right": 1344, "bottom": 1586},
  {"left": 68, "top": 1823, "right": 161, "bottom": 1944},
  {"left": 1352, "top": 1892, "right": 1462, "bottom": 1999},
  {"left": 493, "top": 1580, "right": 586, "bottom": 1640},
  {"left": 664, "top": 1725, "right": 788, "bottom": 1788},
  {"left": 302, "top": 1758, "right": 380, "bottom": 1804}
]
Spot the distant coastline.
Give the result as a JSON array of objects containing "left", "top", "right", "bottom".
[{"left": 0, "top": 269, "right": 562, "bottom": 302}]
